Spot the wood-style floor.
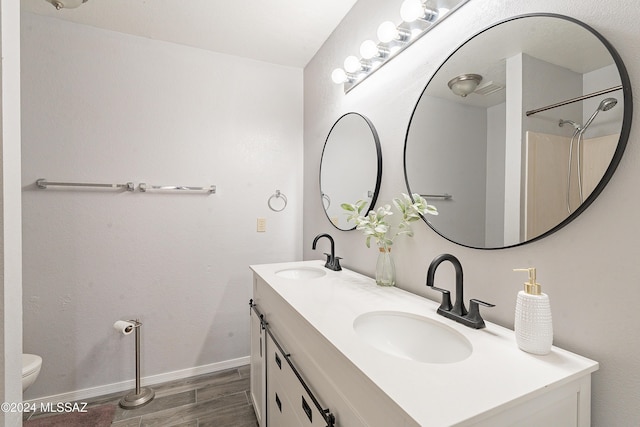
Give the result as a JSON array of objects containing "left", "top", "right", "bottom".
[{"left": 25, "top": 365, "right": 259, "bottom": 427}]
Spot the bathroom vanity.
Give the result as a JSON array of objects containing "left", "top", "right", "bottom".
[{"left": 249, "top": 261, "right": 598, "bottom": 426}]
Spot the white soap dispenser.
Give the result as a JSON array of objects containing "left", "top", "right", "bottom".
[{"left": 513, "top": 268, "right": 553, "bottom": 355}]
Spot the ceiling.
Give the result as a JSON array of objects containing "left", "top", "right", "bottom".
[
  {"left": 424, "top": 15, "right": 616, "bottom": 108},
  {"left": 21, "top": 0, "right": 359, "bottom": 68}
]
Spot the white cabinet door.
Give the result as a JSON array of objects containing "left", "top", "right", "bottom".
[{"left": 250, "top": 303, "right": 265, "bottom": 426}]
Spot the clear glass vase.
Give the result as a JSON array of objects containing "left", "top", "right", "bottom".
[{"left": 376, "top": 246, "right": 396, "bottom": 287}]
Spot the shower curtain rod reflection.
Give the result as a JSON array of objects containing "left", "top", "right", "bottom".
[{"left": 525, "top": 85, "right": 622, "bottom": 117}]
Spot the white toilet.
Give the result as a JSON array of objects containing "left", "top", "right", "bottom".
[{"left": 22, "top": 353, "right": 42, "bottom": 391}]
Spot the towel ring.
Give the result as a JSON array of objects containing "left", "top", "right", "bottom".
[{"left": 268, "top": 190, "right": 287, "bottom": 212}]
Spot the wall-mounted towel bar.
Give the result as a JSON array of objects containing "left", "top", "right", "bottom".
[
  {"left": 36, "top": 179, "right": 135, "bottom": 191},
  {"left": 35, "top": 179, "right": 216, "bottom": 195},
  {"left": 138, "top": 183, "right": 216, "bottom": 194},
  {"left": 422, "top": 193, "right": 453, "bottom": 200}
]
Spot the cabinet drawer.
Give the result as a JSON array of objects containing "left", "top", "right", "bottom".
[
  {"left": 290, "top": 377, "right": 329, "bottom": 427},
  {"left": 267, "top": 334, "right": 300, "bottom": 402},
  {"left": 268, "top": 374, "right": 300, "bottom": 427},
  {"left": 267, "top": 331, "right": 334, "bottom": 426}
]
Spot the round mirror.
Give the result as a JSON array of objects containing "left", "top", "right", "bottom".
[
  {"left": 320, "top": 112, "right": 382, "bottom": 230},
  {"left": 404, "top": 13, "right": 632, "bottom": 249}
]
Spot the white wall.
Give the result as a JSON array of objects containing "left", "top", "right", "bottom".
[
  {"left": 523, "top": 53, "right": 583, "bottom": 136},
  {"left": 21, "top": 13, "right": 303, "bottom": 399},
  {"left": 405, "top": 95, "right": 487, "bottom": 247},
  {"left": 485, "top": 102, "right": 506, "bottom": 247},
  {"left": 503, "top": 53, "right": 523, "bottom": 245},
  {"left": 1, "top": 0, "right": 23, "bottom": 424},
  {"left": 303, "top": 1, "right": 640, "bottom": 425}
]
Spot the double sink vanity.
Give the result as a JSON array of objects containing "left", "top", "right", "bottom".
[
  {"left": 249, "top": 261, "right": 598, "bottom": 427},
  {"left": 250, "top": 8, "right": 634, "bottom": 427}
]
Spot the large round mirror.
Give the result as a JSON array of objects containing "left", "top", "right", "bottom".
[
  {"left": 320, "top": 112, "right": 382, "bottom": 230},
  {"left": 404, "top": 13, "right": 632, "bottom": 249}
]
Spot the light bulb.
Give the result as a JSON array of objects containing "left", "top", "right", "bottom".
[
  {"left": 344, "top": 56, "right": 361, "bottom": 73},
  {"left": 331, "top": 68, "right": 347, "bottom": 84},
  {"left": 377, "top": 21, "right": 399, "bottom": 43},
  {"left": 400, "top": 0, "right": 424, "bottom": 23},
  {"left": 360, "top": 40, "right": 379, "bottom": 60}
]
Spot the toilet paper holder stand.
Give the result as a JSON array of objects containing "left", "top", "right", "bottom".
[{"left": 118, "top": 319, "right": 155, "bottom": 409}]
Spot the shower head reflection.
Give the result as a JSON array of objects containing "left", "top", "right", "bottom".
[{"left": 582, "top": 97, "right": 617, "bottom": 131}]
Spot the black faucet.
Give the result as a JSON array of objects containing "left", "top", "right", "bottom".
[
  {"left": 312, "top": 233, "right": 342, "bottom": 271},
  {"left": 426, "top": 253, "right": 494, "bottom": 329}
]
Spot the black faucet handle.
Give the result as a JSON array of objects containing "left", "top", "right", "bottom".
[
  {"left": 323, "top": 253, "right": 342, "bottom": 271},
  {"left": 322, "top": 252, "right": 332, "bottom": 267},
  {"left": 469, "top": 299, "right": 495, "bottom": 308},
  {"left": 467, "top": 299, "right": 495, "bottom": 329},
  {"left": 429, "top": 286, "right": 453, "bottom": 312}
]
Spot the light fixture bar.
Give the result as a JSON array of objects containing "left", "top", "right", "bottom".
[{"left": 334, "top": 0, "right": 471, "bottom": 94}]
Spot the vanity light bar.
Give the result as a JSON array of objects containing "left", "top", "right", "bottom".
[{"left": 331, "top": 0, "right": 470, "bottom": 93}]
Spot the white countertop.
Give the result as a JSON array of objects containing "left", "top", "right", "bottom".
[{"left": 250, "top": 260, "right": 598, "bottom": 426}]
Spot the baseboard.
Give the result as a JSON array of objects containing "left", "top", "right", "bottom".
[{"left": 25, "top": 356, "right": 250, "bottom": 406}]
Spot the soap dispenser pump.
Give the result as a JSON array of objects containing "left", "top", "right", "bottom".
[{"left": 513, "top": 268, "right": 553, "bottom": 355}]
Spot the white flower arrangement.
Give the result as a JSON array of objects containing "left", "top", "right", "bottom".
[{"left": 341, "top": 193, "right": 438, "bottom": 249}]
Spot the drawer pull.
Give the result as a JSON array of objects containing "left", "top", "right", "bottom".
[
  {"left": 275, "top": 353, "right": 282, "bottom": 369},
  {"left": 275, "top": 393, "right": 282, "bottom": 412},
  {"left": 302, "top": 396, "right": 312, "bottom": 422}
]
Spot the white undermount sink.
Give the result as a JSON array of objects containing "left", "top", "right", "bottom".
[
  {"left": 275, "top": 267, "right": 327, "bottom": 280},
  {"left": 353, "top": 311, "right": 473, "bottom": 364}
]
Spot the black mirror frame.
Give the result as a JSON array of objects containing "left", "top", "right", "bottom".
[
  {"left": 404, "top": 13, "right": 633, "bottom": 249},
  {"left": 320, "top": 112, "right": 383, "bottom": 231}
]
